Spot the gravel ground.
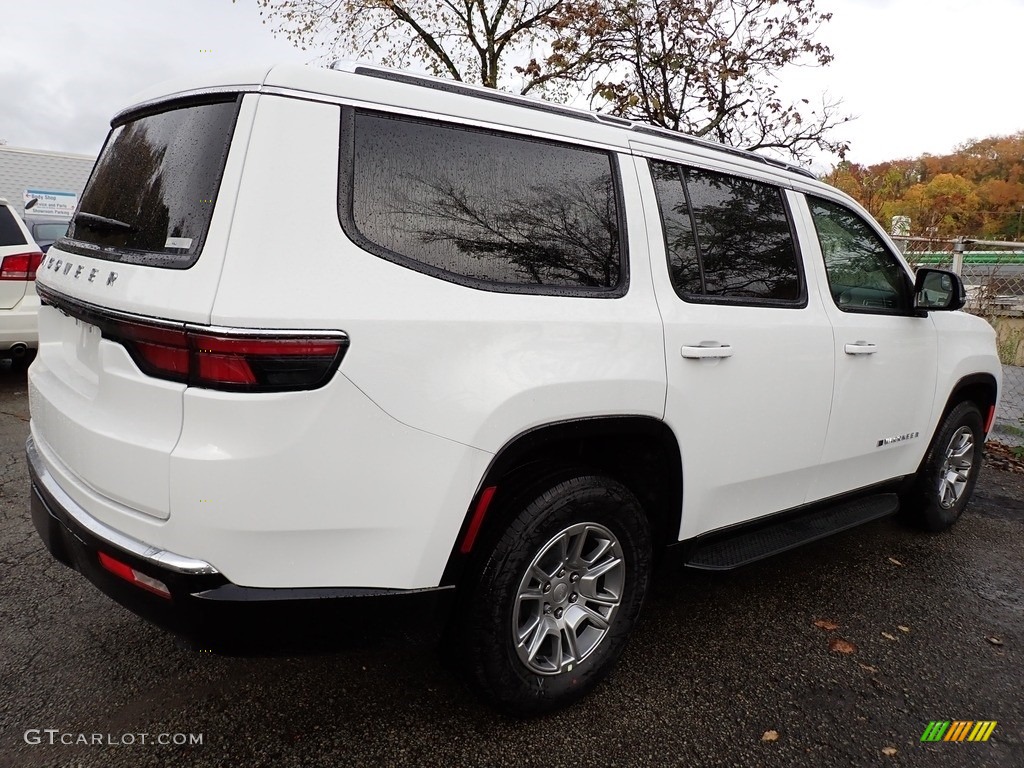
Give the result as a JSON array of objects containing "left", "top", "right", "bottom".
[{"left": 1, "top": 362, "right": 1022, "bottom": 768}]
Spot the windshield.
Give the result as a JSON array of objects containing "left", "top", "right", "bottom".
[{"left": 66, "top": 95, "right": 240, "bottom": 268}]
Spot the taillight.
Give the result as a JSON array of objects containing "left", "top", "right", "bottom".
[
  {"left": 38, "top": 288, "right": 349, "bottom": 392},
  {"left": 0, "top": 251, "right": 44, "bottom": 280},
  {"left": 105, "top": 320, "right": 347, "bottom": 392}
]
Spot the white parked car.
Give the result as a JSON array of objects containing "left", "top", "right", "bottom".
[
  {"left": 0, "top": 198, "right": 43, "bottom": 366},
  {"left": 27, "top": 63, "right": 1001, "bottom": 715}
]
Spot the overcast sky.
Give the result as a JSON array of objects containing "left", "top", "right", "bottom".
[{"left": 1, "top": 0, "right": 1022, "bottom": 168}]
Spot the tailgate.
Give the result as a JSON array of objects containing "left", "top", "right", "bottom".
[
  {"left": 29, "top": 301, "right": 185, "bottom": 519},
  {"left": 28, "top": 93, "right": 256, "bottom": 521}
]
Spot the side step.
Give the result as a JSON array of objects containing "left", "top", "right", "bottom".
[{"left": 685, "top": 493, "right": 900, "bottom": 571}]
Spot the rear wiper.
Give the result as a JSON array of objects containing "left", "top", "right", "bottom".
[{"left": 75, "top": 212, "right": 136, "bottom": 233}]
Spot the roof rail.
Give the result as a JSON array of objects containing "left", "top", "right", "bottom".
[
  {"left": 630, "top": 125, "right": 816, "bottom": 178},
  {"left": 338, "top": 62, "right": 816, "bottom": 180},
  {"left": 339, "top": 63, "right": 603, "bottom": 125}
]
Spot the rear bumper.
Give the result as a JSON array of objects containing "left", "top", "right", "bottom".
[
  {"left": 0, "top": 293, "right": 39, "bottom": 351},
  {"left": 27, "top": 436, "right": 455, "bottom": 651}
]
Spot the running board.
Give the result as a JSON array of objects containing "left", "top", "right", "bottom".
[{"left": 685, "top": 493, "right": 900, "bottom": 571}]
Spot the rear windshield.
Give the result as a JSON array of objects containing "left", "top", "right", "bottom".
[
  {"left": 66, "top": 95, "right": 240, "bottom": 268},
  {"left": 32, "top": 222, "right": 69, "bottom": 242},
  {"left": 0, "top": 206, "right": 27, "bottom": 246}
]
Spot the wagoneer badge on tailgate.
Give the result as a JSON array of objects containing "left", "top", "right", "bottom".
[{"left": 43, "top": 256, "right": 118, "bottom": 286}]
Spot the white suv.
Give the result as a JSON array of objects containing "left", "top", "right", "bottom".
[
  {"left": 27, "top": 63, "right": 1001, "bottom": 715},
  {"left": 0, "top": 198, "right": 43, "bottom": 366}
]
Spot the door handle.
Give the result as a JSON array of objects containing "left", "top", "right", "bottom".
[
  {"left": 844, "top": 341, "right": 878, "bottom": 355},
  {"left": 681, "top": 342, "right": 734, "bottom": 359}
]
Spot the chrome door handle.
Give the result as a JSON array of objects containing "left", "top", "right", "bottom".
[
  {"left": 844, "top": 341, "right": 878, "bottom": 355},
  {"left": 681, "top": 342, "right": 734, "bottom": 359}
]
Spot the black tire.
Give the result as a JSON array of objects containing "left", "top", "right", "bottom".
[
  {"left": 902, "top": 401, "right": 984, "bottom": 531},
  {"left": 460, "top": 474, "right": 652, "bottom": 716}
]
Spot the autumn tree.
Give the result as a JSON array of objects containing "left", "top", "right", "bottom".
[
  {"left": 242, "top": 0, "right": 590, "bottom": 92},
  {"left": 545, "top": 0, "right": 850, "bottom": 161},
  {"left": 243, "top": 0, "right": 849, "bottom": 160},
  {"left": 827, "top": 131, "right": 1024, "bottom": 240},
  {"left": 824, "top": 160, "right": 921, "bottom": 220},
  {"left": 885, "top": 174, "right": 981, "bottom": 239}
]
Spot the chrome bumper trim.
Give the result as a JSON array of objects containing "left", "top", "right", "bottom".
[{"left": 26, "top": 435, "right": 219, "bottom": 576}]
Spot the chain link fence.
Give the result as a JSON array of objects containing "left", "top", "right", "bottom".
[{"left": 898, "top": 237, "right": 1024, "bottom": 446}]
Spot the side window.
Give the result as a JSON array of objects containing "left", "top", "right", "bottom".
[
  {"left": 342, "top": 110, "right": 624, "bottom": 294},
  {"left": 649, "top": 160, "right": 803, "bottom": 305},
  {"left": 808, "top": 196, "right": 911, "bottom": 313}
]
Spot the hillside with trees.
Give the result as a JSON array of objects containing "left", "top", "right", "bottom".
[{"left": 824, "top": 132, "right": 1024, "bottom": 241}]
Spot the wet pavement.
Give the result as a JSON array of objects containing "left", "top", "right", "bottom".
[{"left": 1, "top": 362, "right": 1022, "bottom": 768}]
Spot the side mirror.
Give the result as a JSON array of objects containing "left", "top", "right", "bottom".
[{"left": 914, "top": 268, "right": 966, "bottom": 312}]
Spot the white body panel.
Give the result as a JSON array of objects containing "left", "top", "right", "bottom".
[
  {"left": 632, "top": 160, "right": 834, "bottom": 537},
  {"left": 217, "top": 94, "right": 666, "bottom": 452}
]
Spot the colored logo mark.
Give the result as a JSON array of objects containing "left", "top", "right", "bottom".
[{"left": 921, "top": 721, "right": 997, "bottom": 742}]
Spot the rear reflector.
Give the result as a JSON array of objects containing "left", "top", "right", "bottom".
[
  {"left": 0, "top": 251, "right": 44, "bottom": 280},
  {"left": 460, "top": 486, "right": 498, "bottom": 554},
  {"left": 984, "top": 404, "right": 996, "bottom": 434},
  {"left": 98, "top": 551, "right": 171, "bottom": 599}
]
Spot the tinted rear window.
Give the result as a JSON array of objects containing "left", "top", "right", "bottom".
[
  {"left": 0, "top": 207, "right": 27, "bottom": 247},
  {"left": 66, "top": 96, "right": 240, "bottom": 268},
  {"left": 343, "top": 110, "right": 625, "bottom": 294}
]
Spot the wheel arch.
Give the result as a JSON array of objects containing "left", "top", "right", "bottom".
[
  {"left": 940, "top": 372, "right": 999, "bottom": 437},
  {"left": 440, "top": 416, "right": 683, "bottom": 587}
]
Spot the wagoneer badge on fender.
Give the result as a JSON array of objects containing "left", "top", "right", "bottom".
[{"left": 878, "top": 432, "right": 920, "bottom": 447}]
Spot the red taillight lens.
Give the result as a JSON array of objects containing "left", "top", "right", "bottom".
[
  {"left": 110, "top": 321, "right": 190, "bottom": 382},
  {"left": 106, "top": 321, "right": 347, "bottom": 392},
  {"left": 0, "top": 251, "right": 44, "bottom": 280},
  {"left": 190, "top": 333, "right": 346, "bottom": 389}
]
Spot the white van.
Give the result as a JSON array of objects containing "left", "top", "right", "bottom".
[{"left": 27, "top": 63, "right": 1001, "bottom": 715}]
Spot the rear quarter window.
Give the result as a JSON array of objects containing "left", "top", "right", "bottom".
[
  {"left": 340, "top": 110, "right": 626, "bottom": 295},
  {"left": 64, "top": 95, "right": 241, "bottom": 268}
]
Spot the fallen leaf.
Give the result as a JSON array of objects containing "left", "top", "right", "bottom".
[
  {"left": 814, "top": 619, "right": 840, "bottom": 631},
  {"left": 987, "top": 636, "right": 1004, "bottom": 646},
  {"left": 882, "top": 746, "right": 897, "bottom": 756},
  {"left": 887, "top": 557, "right": 903, "bottom": 566},
  {"left": 761, "top": 730, "right": 779, "bottom": 742},
  {"left": 829, "top": 638, "right": 857, "bottom": 654},
  {"left": 881, "top": 632, "right": 898, "bottom": 641},
  {"left": 898, "top": 626, "right": 911, "bottom": 633},
  {"left": 859, "top": 663, "right": 878, "bottom": 673}
]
